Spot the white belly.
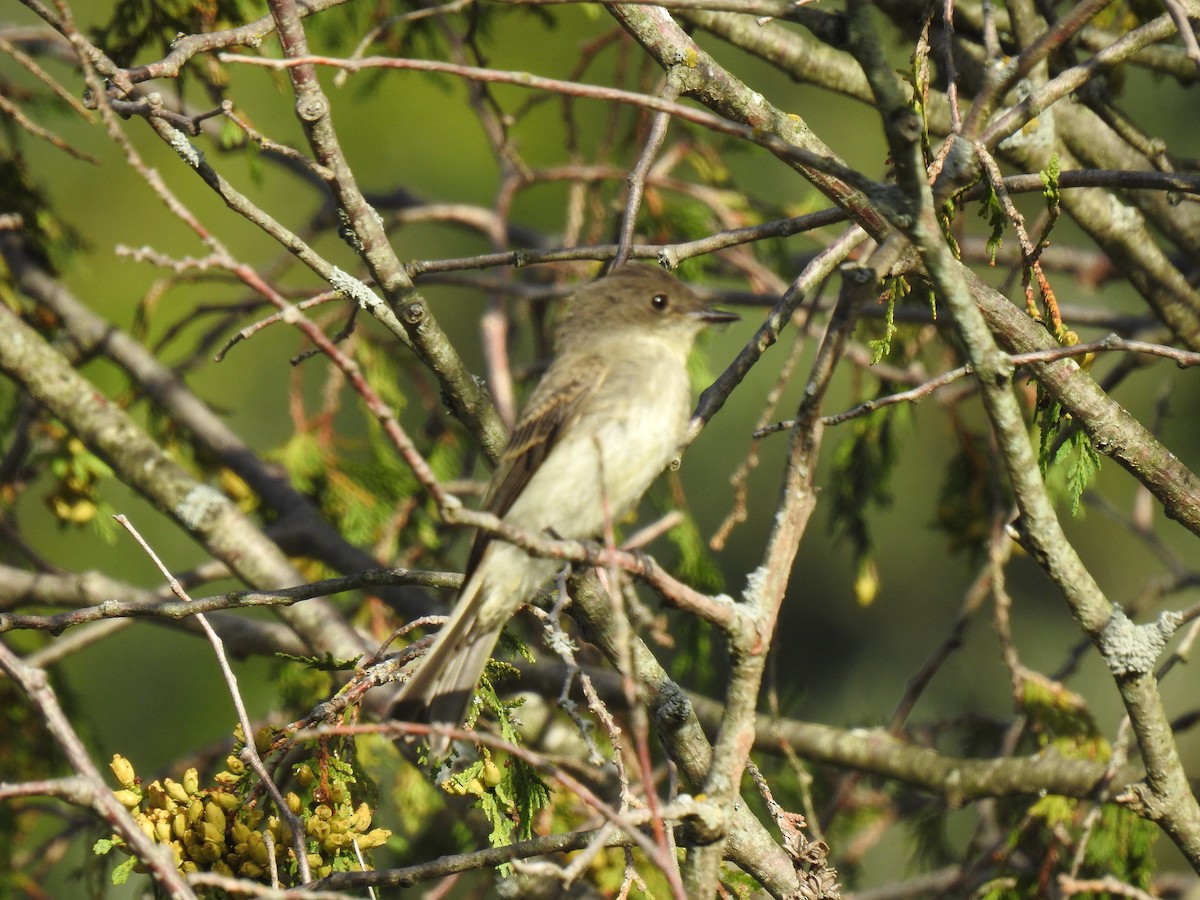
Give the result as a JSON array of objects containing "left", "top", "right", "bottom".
[
  {"left": 505, "top": 354, "right": 690, "bottom": 541},
  {"left": 470, "top": 340, "right": 693, "bottom": 632}
]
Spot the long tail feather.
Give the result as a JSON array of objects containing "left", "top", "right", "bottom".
[{"left": 390, "top": 572, "right": 502, "bottom": 736}]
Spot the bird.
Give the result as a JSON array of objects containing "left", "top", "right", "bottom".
[{"left": 390, "top": 263, "right": 738, "bottom": 740}]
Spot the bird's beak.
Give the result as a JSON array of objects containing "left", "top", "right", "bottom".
[{"left": 695, "top": 307, "right": 740, "bottom": 325}]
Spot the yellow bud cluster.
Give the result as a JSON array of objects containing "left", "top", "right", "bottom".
[{"left": 103, "top": 749, "right": 391, "bottom": 886}]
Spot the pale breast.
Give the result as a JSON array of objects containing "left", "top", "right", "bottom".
[{"left": 503, "top": 347, "right": 691, "bottom": 542}]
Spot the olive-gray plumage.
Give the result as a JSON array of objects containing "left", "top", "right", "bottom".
[{"left": 391, "top": 264, "right": 737, "bottom": 735}]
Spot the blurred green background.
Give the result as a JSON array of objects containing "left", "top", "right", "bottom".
[{"left": 4, "top": 0, "right": 1200, "bottom": 892}]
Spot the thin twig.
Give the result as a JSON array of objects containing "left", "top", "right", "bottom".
[
  {"left": 757, "top": 334, "right": 1200, "bottom": 434},
  {"left": 613, "top": 75, "right": 681, "bottom": 267}
]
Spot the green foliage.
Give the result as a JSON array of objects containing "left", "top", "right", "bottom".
[
  {"left": 1083, "top": 803, "right": 1158, "bottom": 891},
  {"left": 91, "top": 0, "right": 266, "bottom": 68},
  {"left": 977, "top": 177, "right": 1007, "bottom": 264},
  {"left": 442, "top": 749, "right": 552, "bottom": 869},
  {"left": 667, "top": 510, "right": 724, "bottom": 593},
  {"left": 829, "top": 406, "right": 904, "bottom": 601},
  {"left": 1060, "top": 431, "right": 1102, "bottom": 517},
  {"left": 470, "top": 633, "right": 537, "bottom": 734},
  {"left": 274, "top": 651, "right": 361, "bottom": 672},
  {"left": 1035, "top": 399, "right": 1065, "bottom": 475},
  {"left": 1019, "top": 671, "right": 1099, "bottom": 744},
  {"left": 278, "top": 432, "right": 326, "bottom": 496},
  {"left": 985, "top": 795, "right": 1156, "bottom": 899},
  {"left": 500, "top": 755, "right": 552, "bottom": 842},
  {"left": 0, "top": 157, "right": 82, "bottom": 277},
  {"left": 1039, "top": 153, "right": 1062, "bottom": 239},
  {"left": 355, "top": 334, "right": 410, "bottom": 415},
  {"left": 41, "top": 431, "right": 119, "bottom": 541},
  {"left": 286, "top": 739, "right": 392, "bottom": 879},
  {"left": 432, "top": 641, "right": 552, "bottom": 869},
  {"left": 1034, "top": 397, "right": 1101, "bottom": 517},
  {"left": 640, "top": 146, "right": 754, "bottom": 285},
  {"left": 868, "top": 281, "right": 900, "bottom": 364},
  {"left": 272, "top": 653, "right": 360, "bottom": 717},
  {"left": 272, "top": 655, "right": 336, "bottom": 713},
  {"left": 973, "top": 675, "right": 1159, "bottom": 897},
  {"left": 719, "top": 865, "right": 765, "bottom": 898},
  {"left": 933, "top": 430, "right": 998, "bottom": 555},
  {"left": 640, "top": 193, "right": 725, "bottom": 254},
  {"left": 108, "top": 851, "right": 136, "bottom": 886},
  {"left": 866, "top": 277, "right": 935, "bottom": 363},
  {"left": 938, "top": 193, "right": 964, "bottom": 261},
  {"left": 272, "top": 356, "right": 463, "bottom": 559},
  {"left": 974, "top": 878, "right": 1017, "bottom": 900},
  {"left": 904, "top": 24, "right": 934, "bottom": 166}
]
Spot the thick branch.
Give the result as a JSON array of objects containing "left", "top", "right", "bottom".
[
  {"left": 267, "top": 0, "right": 507, "bottom": 461},
  {"left": 0, "top": 306, "right": 365, "bottom": 659}
]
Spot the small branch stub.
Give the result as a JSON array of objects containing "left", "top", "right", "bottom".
[
  {"left": 296, "top": 96, "right": 328, "bottom": 122},
  {"left": 401, "top": 302, "right": 425, "bottom": 326},
  {"left": 1098, "top": 608, "right": 1182, "bottom": 677}
]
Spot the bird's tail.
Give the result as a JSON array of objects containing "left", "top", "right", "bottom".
[{"left": 389, "top": 573, "right": 503, "bottom": 739}]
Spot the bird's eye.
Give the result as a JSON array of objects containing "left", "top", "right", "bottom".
[{"left": 651, "top": 293, "right": 669, "bottom": 311}]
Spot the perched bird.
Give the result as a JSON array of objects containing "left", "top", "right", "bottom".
[{"left": 391, "top": 263, "right": 737, "bottom": 736}]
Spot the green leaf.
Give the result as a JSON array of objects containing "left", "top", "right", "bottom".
[
  {"left": 1084, "top": 804, "right": 1157, "bottom": 889},
  {"left": 1056, "top": 429, "right": 1101, "bottom": 517},
  {"left": 938, "top": 194, "right": 963, "bottom": 261},
  {"left": 868, "top": 291, "right": 898, "bottom": 364},
  {"left": 506, "top": 757, "right": 551, "bottom": 842},
  {"left": 1039, "top": 153, "right": 1061, "bottom": 208},
  {"left": 1036, "top": 391, "right": 1100, "bottom": 517},
  {"left": 277, "top": 433, "right": 327, "bottom": 494},
  {"left": 110, "top": 855, "right": 136, "bottom": 886},
  {"left": 442, "top": 753, "right": 550, "bottom": 873},
  {"left": 1028, "top": 794, "right": 1077, "bottom": 830},
  {"left": 1034, "top": 394, "right": 1064, "bottom": 475},
  {"left": 977, "top": 178, "right": 1007, "bottom": 264},
  {"left": 1037, "top": 153, "right": 1062, "bottom": 250}
]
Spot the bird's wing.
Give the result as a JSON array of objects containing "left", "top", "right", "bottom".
[{"left": 464, "top": 355, "right": 610, "bottom": 575}]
